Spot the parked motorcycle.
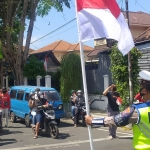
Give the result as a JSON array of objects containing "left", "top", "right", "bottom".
[{"left": 32, "top": 106, "right": 59, "bottom": 139}]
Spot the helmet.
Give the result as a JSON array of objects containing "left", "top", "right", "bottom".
[
  {"left": 76, "top": 90, "right": 83, "bottom": 97},
  {"left": 2, "top": 87, "right": 7, "bottom": 93},
  {"left": 71, "top": 90, "right": 76, "bottom": 95},
  {"left": 37, "top": 91, "right": 44, "bottom": 99}
]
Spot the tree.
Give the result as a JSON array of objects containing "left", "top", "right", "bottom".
[
  {"left": 23, "top": 56, "right": 46, "bottom": 79},
  {"left": 0, "top": 41, "right": 3, "bottom": 87},
  {"left": 109, "top": 45, "right": 142, "bottom": 107},
  {"left": 0, "top": 0, "right": 70, "bottom": 85},
  {"left": 60, "top": 52, "right": 82, "bottom": 103}
]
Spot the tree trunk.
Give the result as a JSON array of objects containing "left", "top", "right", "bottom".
[
  {"left": 16, "top": 0, "right": 29, "bottom": 85},
  {"left": 23, "top": 0, "right": 39, "bottom": 64},
  {"left": 0, "top": 59, "right": 3, "bottom": 87}
]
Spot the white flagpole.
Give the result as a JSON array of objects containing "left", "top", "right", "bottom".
[{"left": 74, "top": 1, "right": 94, "bottom": 150}]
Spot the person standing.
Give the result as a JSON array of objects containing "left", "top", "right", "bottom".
[
  {"left": 103, "top": 84, "right": 120, "bottom": 139},
  {"left": 1, "top": 87, "right": 10, "bottom": 127},
  {"left": 85, "top": 70, "right": 150, "bottom": 150},
  {"left": 70, "top": 90, "right": 76, "bottom": 120}
]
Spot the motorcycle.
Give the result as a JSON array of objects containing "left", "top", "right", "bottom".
[
  {"left": 79, "top": 105, "right": 87, "bottom": 126},
  {"left": 32, "top": 106, "right": 59, "bottom": 139}
]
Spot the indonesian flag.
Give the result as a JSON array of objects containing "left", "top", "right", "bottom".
[
  {"left": 76, "top": 0, "right": 135, "bottom": 55},
  {"left": 44, "top": 56, "right": 48, "bottom": 71}
]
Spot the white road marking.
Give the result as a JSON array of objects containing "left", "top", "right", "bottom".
[
  {"left": 0, "top": 138, "right": 110, "bottom": 150},
  {"left": 1, "top": 134, "right": 132, "bottom": 150},
  {"left": 96, "top": 128, "right": 133, "bottom": 136}
]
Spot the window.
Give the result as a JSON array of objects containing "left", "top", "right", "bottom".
[
  {"left": 17, "top": 90, "right": 24, "bottom": 101},
  {"left": 25, "top": 93, "right": 30, "bottom": 101},
  {"left": 44, "top": 91, "right": 61, "bottom": 101},
  {"left": 10, "top": 90, "right": 17, "bottom": 99}
]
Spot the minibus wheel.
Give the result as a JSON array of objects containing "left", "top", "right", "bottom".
[{"left": 11, "top": 112, "right": 16, "bottom": 123}]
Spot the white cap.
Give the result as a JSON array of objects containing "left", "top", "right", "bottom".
[{"left": 139, "top": 70, "right": 150, "bottom": 81}]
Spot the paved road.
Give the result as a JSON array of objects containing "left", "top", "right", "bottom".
[{"left": 0, "top": 119, "right": 134, "bottom": 150}]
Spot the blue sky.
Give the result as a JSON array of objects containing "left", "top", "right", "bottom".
[{"left": 26, "top": 0, "right": 150, "bottom": 50}]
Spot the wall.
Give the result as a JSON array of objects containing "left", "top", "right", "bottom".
[
  {"left": 130, "top": 26, "right": 148, "bottom": 38},
  {"left": 86, "top": 53, "right": 112, "bottom": 94},
  {"left": 136, "top": 43, "right": 150, "bottom": 71}
]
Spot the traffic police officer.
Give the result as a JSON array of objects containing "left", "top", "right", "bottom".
[{"left": 85, "top": 70, "right": 150, "bottom": 150}]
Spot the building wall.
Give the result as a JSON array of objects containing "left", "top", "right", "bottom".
[
  {"left": 86, "top": 53, "right": 112, "bottom": 94},
  {"left": 130, "top": 25, "right": 148, "bottom": 38},
  {"left": 47, "top": 57, "right": 59, "bottom": 72},
  {"left": 53, "top": 51, "right": 90, "bottom": 62},
  {"left": 136, "top": 43, "right": 150, "bottom": 71}
]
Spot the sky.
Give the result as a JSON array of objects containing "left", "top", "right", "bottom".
[{"left": 25, "top": 0, "right": 150, "bottom": 50}]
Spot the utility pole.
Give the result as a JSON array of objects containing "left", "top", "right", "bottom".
[{"left": 125, "top": 0, "right": 133, "bottom": 104}]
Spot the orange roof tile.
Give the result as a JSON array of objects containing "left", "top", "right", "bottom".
[
  {"left": 123, "top": 11, "right": 150, "bottom": 26},
  {"left": 22, "top": 46, "right": 35, "bottom": 54},
  {"left": 31, "top": 40, "right": 93, "bottom": 54}
]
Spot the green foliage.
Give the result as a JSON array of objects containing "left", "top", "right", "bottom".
[
  {"left": 60, "top": 52, "right": 82, "bottom": 103},
  {"left": 109, "top": 45, "right": 142, "bottom": 107},
  {"left": 23, "top": 56, "right": 46, "bottom": 79},
  {"left": 0, "top": 41, "right": 3, "bottom": 59},
  {"left": 37, "top": 0, "right": 70, "bottom": 17}
]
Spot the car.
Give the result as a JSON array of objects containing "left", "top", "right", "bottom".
[{"left": 10, "top": 86, "right": 64, "bottom": 127}]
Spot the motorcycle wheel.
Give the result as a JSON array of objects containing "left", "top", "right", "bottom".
[
  {"left": 81, "top": 115, "right": 86, "bottom": 127},
  {"left": 49, "top": 124, "right": 59, "bottom": 139}
]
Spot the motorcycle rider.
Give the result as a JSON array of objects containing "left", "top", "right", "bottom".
[
  {"left": 70, "top": 90, "right": 76, "bottom": 120},
  {"left": 74, "top": 90, "right": 85, "bottom": 127},
  {"left": 28, "top": 88, "right": 41, "bottom": 128},
  {"left": 33, "top": 92, "right": 50, "bottom": 139}
]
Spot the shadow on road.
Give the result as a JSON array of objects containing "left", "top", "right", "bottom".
[
  {"left": 0, "top": 129, "right": 23, "bottom": 135},
  {"left": 118, "top": 136, "right": 133, "bottom": 140},
  {"left": 0, "top": 138, "right": 17, "bottom": 146},
  {"left": 59, "top": 120, "right": 74, "bottom": 128}
]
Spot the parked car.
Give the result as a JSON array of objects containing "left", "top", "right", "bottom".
[{"left": 10, "top": 86, "right": 64, "bottom": 127}]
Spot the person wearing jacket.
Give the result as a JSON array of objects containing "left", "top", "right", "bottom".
[
  {"left": 74, "top": 90, "right": 85, "bottom": 127},
  {"left": 70, "top": 90, "right": 76, "bottom": 120},
  {"left": 85, "top": 70, "right": 150, "bottom": 150},
  {"left": 0, "top": 87, "right": 10, "bottom": 128}
]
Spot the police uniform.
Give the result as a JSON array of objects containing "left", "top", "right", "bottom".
[{"left": 90, "top": 70, "right": 150, "bottom": 150}]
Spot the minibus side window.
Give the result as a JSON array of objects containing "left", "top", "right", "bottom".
[
  {"left": 25, "top": 93, "right": 30, "bottom": 101},
  {"left": 10, "top": 90, "right": 17, "bottom": 99},
  {"left": 17, "top": 90, "right": 24, "bottom": 101}
]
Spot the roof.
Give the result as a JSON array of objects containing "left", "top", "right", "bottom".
[
  {"left": 134, "top": 27, "right": 150, "bottom": 43},
  {"left": 11, "top": 86, "right": 55, "bottom": 92},
  {"left": 88, "top": 48, "right": 109, "bottom": 57},
  {"left": 68, "top": 43, "right": 93, "bottom": 51},
  {"left": 22, "top": 46, "right": 35, "bottom": 54},
  {"left": 123, "top": 11, "right": 150, "bottom": 26},
  {"left": 31, "top": 40, "right": 93, "bottom": 54}
]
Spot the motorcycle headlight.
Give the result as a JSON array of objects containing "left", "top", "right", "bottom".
[{"left": 58, "top": 104, "right": 63, "bottom": 110}]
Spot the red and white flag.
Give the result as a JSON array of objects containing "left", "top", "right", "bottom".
[
  {"left": 44, "top": 56, "right": 48, "bottom": 71},
  {"left": 76, "top": 0, "right": 135, "bottom": 55}
]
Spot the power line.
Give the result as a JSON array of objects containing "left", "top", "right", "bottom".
[
  {"left": 135, "top": 0, "right": 150, "bottom": 13},
  {"left": 30, "top": 18, "right": 76, "bottom": 44},
  {"left": 36, "top": 25, "right": 76, "bottom": 43}
]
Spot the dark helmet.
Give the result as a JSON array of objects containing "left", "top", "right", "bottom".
[
  {"left": 71, "top": 90, "right": 76, "bottom": 95},
  {"left": 30, "top": 93, "right": 35, "bottom": 100},
  {"left": 37, "top": 91, "right": 44, "bottom": 99},
  {"left": 76, "top": 90, "right": 83, "bottom": 97},
  {"left": 2, "top": 87, "right": 7, "bottom": 93}
]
